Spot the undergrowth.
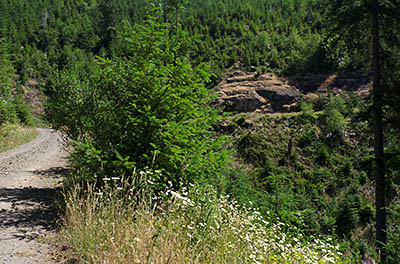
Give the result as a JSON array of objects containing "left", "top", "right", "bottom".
[
  {"left": 224, "top": 95, "right": 377, "bottom": 260},
  {"left": 60, "top": 169, "right": 348, "bottom": 264}
]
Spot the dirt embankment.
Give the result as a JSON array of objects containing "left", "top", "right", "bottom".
[{"left": 0, "top": 128, "right": 68, "bottom": 264}]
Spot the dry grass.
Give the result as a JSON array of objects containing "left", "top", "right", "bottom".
[
  {"left": 0, "top": 123, "right": 38, "bottom": 152},
  {"left": 60, "top": 171, "right": 348, "bottom": 264}
]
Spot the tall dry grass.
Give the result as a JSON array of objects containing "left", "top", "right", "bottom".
[
  {"left": 60, "top": 170, "right": 348, "bottom": 264},
  {"left": 0, "top": 123, "right": 37, "bottom": 152}
]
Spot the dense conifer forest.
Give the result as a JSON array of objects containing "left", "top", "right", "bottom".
[
  {"left": 0, "top": 0, "right": 342, "bottom": 80},
  {"left": 1, "top": 0, "right": 399, "bottom": 263}
]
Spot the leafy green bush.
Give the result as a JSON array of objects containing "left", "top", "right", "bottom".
[
  {"left": 321, "top": 97, "right": 349, "bottom": 141},
  {"left": 335, "top": 194, "right": 361, "bottom": 237},
  {"left": 47, "top": 18, "right": 231, "bottom": 190},
  {"left": 0, "top": 100, "right": 18, "bottom": 125},
  {"left": 300, "top": 100, "right": 315, "bottom": 121},
  {"left": 237, "top": 132, "right": 271, "bottom": 166},
  {"left": 12, "top": 95, "right": 32, "bottom": 125},
  {"left": 297, "top": 124, "right": 318, "bottom": 148},
  {"left": 336, "top": 158, "right": 354, "bottom": 187},
  {"left": 359, "top": 201, "right": 374, "bottom": 224},
  {"left": 315, "top": 144, "right": 330, "bottom": 166}
]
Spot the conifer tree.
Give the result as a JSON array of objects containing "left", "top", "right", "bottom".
[
  {"left": 0, "top": 38, "right": 14, "bottom": 98},
  {"left": 327, "top": 1, "right": 400, "bottom": 262}
]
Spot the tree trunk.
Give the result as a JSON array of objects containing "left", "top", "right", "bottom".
[{"left": 371, "top": 0, "right": 386, "bottom": 262}]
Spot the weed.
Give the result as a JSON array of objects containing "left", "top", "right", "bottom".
[
  {"left": 0, "top": 123, "right": 37, "bottom": 152},
  {"left": 60, "top": 175, "right": 348, "bottom": 264}
]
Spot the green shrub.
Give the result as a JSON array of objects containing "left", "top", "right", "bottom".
[
  {"left": 315, "top": 144, "right": 330, "bottom": 166},
  {"left": 335, "top": 194, "right": 361, "bottom": 237},
  {"left": 297, "top": 125, "right": 318, "bottom": 148},
  {"left": 314, "top": 95, "right": 328, "bottom": 112},
  {"left": 0, "top": 100, "right": 18, "bottom": 125},
  {"left": 300, "top": 100, "right": 314, "bottom": 121},
  {"left": 341, "top": 159, "right": 353, "bottom": 177},
  {"left": 359, "top": 201, "right": 374, "bottom": 224},
  {"left": 47, "top": 18, "right": 231, "bottom": 190},
  {"left": 321, "top": 96, "right": 348, "bottom": 141},
  {"left": 237, "top": 132, "right": 270, "bottom": 166},
  {"left": 13, "top": 96, "right": 32, "bottom": 125},
  {"left": 310, "top": 168, "right": 333, "bottom": 184},
  {"left": 324, "top": 108, "right": 348, "bottom": 138}
]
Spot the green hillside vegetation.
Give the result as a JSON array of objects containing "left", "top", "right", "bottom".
[
  {"left": 0, "top": 0, "right": 339, "bottom": 82},
  {"left": 0, "top": 38, "right": 37, "bottom": 155},
  {"left": 229, "top": 97, "right": 374, "bottom": 251},
  {"left": 0, "top": 37, "right": 35, "bottom": 145},
  {"left": 0, "top": 0, "right": 399, "bottom": 263},
  {"left": 0, "top": 39, "right": 32, "bottom": 125}
]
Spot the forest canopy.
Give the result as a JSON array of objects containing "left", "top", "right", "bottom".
[{"left": 0, "top": 0, "right": 352, "bottom": 82}]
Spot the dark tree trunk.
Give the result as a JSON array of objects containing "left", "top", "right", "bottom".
[{"left": 371, "top": 0, "right": 386, "bottom": 262}]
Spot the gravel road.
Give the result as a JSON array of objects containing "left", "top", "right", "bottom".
[{"left": 0, "top": 128, "right": 68, "bottom": 264}]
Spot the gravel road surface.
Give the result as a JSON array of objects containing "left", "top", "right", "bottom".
[{"left": 0, "top": 128, "right": 68, "bottom": 264}]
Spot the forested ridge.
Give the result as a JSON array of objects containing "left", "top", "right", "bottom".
[
  {"left": 0, "top": 0, "right": 340, "bottom": 81},
  {"left": 1, "top": 0, "right": 400, "bottom": 263}
]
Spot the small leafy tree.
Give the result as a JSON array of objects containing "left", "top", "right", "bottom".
[
  {"left": 321, "top": 96, "right": 348, "bottom": 141},
  {"left": 47, "top": 17, "right": 231, "bottom": 190}
]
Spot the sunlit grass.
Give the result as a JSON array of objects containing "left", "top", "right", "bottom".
[
  {"left": 0, "top": 123, "right": 38, "bottom": 152},
  {"left": 60, "top": 170, "right": 349, "bottom": 264}
]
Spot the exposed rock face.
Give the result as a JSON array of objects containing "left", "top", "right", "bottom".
[
  {"left": 215, "top": 71, "right": 372, "bottom": 113},
  {"left": 216, "top": 73, "right": 300, "bottom": 113}
]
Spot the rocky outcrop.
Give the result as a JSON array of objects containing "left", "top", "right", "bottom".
[
  {"left": 215, "top": 71, "right": 372, "bottom": 113},
  {"left": 215, "top": 73, "right": 300, "bottom": 113}
]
